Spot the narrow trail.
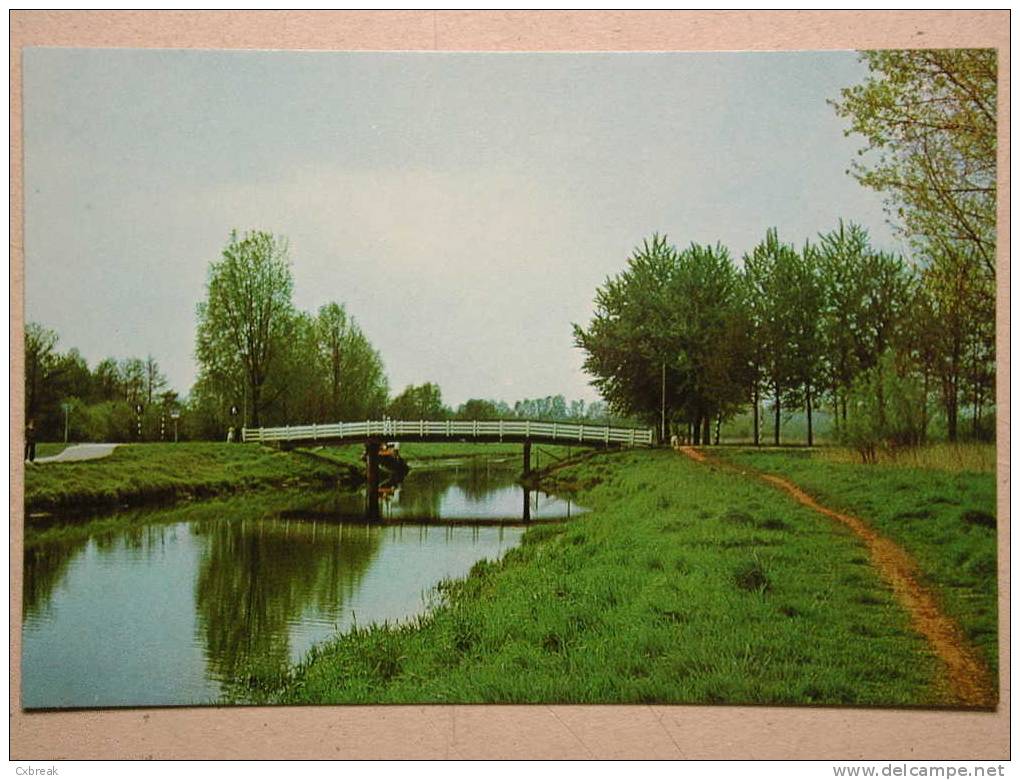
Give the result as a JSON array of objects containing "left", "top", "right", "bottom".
[
  {"left": 32, "top": 443, "right": 120, "bottom": 464},
  {"left": 677, "top": 446, "right": 997, "bottom": 709}
]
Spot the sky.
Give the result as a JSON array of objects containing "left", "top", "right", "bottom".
[{"left": 22, "top": 49, "right": 901, "bottom": 408}]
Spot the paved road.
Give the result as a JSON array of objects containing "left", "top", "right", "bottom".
[{"left": 32, "top": 443, "right": 120, "bottom": 464}]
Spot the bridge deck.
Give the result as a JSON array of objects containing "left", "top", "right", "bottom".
[{"left": 242, "top": 419, "right": 656, "bottom": 448}]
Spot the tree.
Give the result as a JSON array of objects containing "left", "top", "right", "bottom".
[
  {"left": 815, "top": 221, "right": 913, "bottom": 437},
  {"left": 842, "top": 351, "right": 928, "bottom": 463},
  {"left": 314, "top": 303, "right": 389, "bottom": 420},
  {"left": 24, "top": 322, "right": 59, "bottom": 422},
  {"left": 316, "top": 302, "right": 350, "bottom": 419},
  {"left": 574, "top": 235, "right": 685, "bottom": 437},
  {"left": 455, "top": 399, "right": 503, "bottom": 420},
  {"left": 817, "top": 222, "right": 870, "bottom": 428},
  {"left": 195, "top": 230, "right": 294, "bottom": 427},
  {"left": 671, "top": 242, "right": 750, "bottom": 444},
  {"left": 575, "top": 235, "right": 750, "bottom": 443},
  {"left": 265, "top": 310, "right": 325, "bottom": 424},
  {"left": 743, "top": 229, "right": 802, "bottom": 445},
  {"left": 922, "top": 244, "right": 992, "bottom": 441},
  {"left": 782, "top": 243, "right": 826, "bottom": 446},
  {"left": 53, "top": 348, "right": 93, "bottom": 405},
  {"left": 335, "top": 329, "right": 389, "bottom": 419},
  {"left": 119, "top": 358, "right": 146, "bottom": 404},
  {"left": 387, "top": 383, "right": 448, "bottom": 419},
  {"left": 93, "top": 358, "right": 122, "bottom": 402},
  {"left": 833, "top": 52, "right": 998, "bottom": 444},
  {"left": 144, "top": 355, "right": 167, "bottom": 405},
  {"left": 513, "top": 395, "right": 571, "bottom": 421},
  {"left": 832, "top": 49, "right": 997, "bottom": 275}
]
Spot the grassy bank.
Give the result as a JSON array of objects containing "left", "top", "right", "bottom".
[
  {"left": 713, "top": 446, "right": 998, "bottom": 676},
  {"left": 24, "top": 443, "right": 360, "bottom": 515},
  {"left": 24, "top": 487, "right": 342, "bottom": 547},
  {"left": 33, "top": 442, "right": 72, "bottom": 459},
  {"left": 243, "top": 448, "right": 945, "bottom": 706}
]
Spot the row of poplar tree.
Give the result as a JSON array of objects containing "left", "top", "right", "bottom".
[
  {"left": 576, "top": 49, "right": 996, "bottom": 453},
  {"left": 575, "top": 222, "right": 993, "bottom": 448}
]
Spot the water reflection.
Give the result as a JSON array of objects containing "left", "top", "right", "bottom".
[
  {"left": 23, "top": 539, "right": 88, "bottom": 618},
  {"left": 290, "top": 463, "right": 579, "bottom": 525},
  {"left": 192, "top": 517, "right": 381, "bottom": 685},
  {"left": 22, "top": 461, "right": 579, "bottom": 708}
]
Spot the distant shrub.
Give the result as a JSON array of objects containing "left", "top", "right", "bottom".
[{"left": 842, "top": 351, "right": 928, "bottom": 463}]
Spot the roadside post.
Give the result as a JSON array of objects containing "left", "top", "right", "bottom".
[
  {"left": 135, "top": 403, "right": 144, "bottom": 441},
  {"left": 61, "top": 402, "right": 71, "bottom": 443},
  {"left": 171, "top": 410, "right": 181, "bottom": 443}
]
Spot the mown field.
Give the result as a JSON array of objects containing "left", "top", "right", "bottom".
[
  {"left": 239, "top": 447, "right": 974, "bottom": 707},
  {"left": 713, "top": 446, "right": 999, "bottom": 676}
]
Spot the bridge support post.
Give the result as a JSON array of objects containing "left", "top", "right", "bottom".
[
  {"left": 523, "top": 439, "right": 532, "bottom": 476},
  {"left": 365, "top": 439, "right": 381, "bottom": 521},
  {"left": 523, "top": 487, "right": 531, "bottom": 523}
]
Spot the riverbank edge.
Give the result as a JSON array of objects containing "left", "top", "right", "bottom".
[
  {"left": 229, "top": 448, "right": 618, "bottom": 704},
  {"left": 240, "top": 445, "right": 960, "bottom": 706},
  {"left": 23, "top": 447, "right": 366, "bottom": 518}
]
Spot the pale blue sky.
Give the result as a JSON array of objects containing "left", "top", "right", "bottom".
[{"left": 23, "top": 49, "right": 900, "bottom": 407}]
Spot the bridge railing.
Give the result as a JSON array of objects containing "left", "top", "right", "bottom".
[{"left": 241, "top": 419, "right": 655, "bottom": 447}]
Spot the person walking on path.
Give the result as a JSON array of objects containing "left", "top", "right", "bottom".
[{"left": 24, "top": 419, "right": 36, "bottom": 463}]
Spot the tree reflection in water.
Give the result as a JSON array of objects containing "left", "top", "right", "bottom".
[
  {"left": 23, "top": 539, "right": 88, "bottom": 619},
  {"left": 23, "top": 523, "right": 178, "bottom": 620},
  {"left": 22, "top": 460, "right": 571, "bottom": 704},
  {"left": 192, "top": 516, "right": 381, "bottom": 686}
]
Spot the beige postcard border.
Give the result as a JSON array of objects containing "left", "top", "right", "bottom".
[{"left": 9, "top": 10, "right": 1010, "bottom": 760}]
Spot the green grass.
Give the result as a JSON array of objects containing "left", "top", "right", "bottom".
[
  {"left": 819, "top": 443, "right": 996, "bottom": 473},
  {"left": 713, "top": 447, "right": 998, "bottom": 676},
  {"left": 24, "top": 442, "right": 359, "bottom": 515},
  {"left": 239, "top": 448, "right": 943, "bottom": 706},
  {"left": 33, "top": 442, "right": 72, "bottom": 458}
]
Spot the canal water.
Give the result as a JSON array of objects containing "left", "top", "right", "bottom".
[{"left": 21, "top": 461, "right": 580, "bottom": 709}]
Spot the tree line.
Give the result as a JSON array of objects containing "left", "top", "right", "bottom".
[
  {"left": 25, "top": 225, "right": 628, "bottom": 442},
  {"left": 24, "top": 49, "right": 993, "bottom": 454},
  {"left": 190, "top": 230, "right": 390, "bottom": 438},
  {"left": 384, "top": 383, "right": 630, "bottom": 425},
  {"left": 24, "top": 322, "right": 177, "bottom": 441},
  {"left": 575, "top": 49, "right": 996, "bottom": 456},
  {"left": 188, "top": 230, "right": 629, "bottom": 439},
  {"left": 24, "top": 306, "right": 627, "bottom": 441},
  {"left": 575, "top": 221, "right": 993, "bottom": 448}
]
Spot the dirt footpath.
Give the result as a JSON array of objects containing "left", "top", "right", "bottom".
[{"left": 678, "top": 446, "right": 996, "bottom": 709}]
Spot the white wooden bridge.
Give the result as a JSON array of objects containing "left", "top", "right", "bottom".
[
  {"left": 243, "top": 419, "right": 655, "bottom": 516},
  {"left": 242, "top": 419, "right": 656, "bottom": 448}
]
